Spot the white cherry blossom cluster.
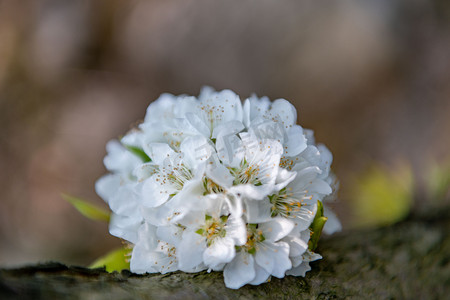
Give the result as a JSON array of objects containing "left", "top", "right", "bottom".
[{"left": 96, "top": 87, "right": 341, "bottom": 289}]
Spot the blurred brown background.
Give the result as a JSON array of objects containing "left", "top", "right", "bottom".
[{"left": 0, "top": 0, "right": 449, "bottom": 267}]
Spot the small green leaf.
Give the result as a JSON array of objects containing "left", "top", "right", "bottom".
[
  {"left": 309, "top": 216, "right": 328, "bottom": 251},
  {"left": 308, "top": 200, "right": 327, "bottom": 251},
  {"left": 89, "top": 247, "right": 131, "bottom": 272},
  {"left": 259, "top": 234, "right": 265, "bottom": 243},
  {"left": 62, "top": 194, "right": 110, "bottom": 222},
  {"left": 247, "top": 223, "right": 257, "bottom": 231},
  {"left": 196, "top": 228, "right": 205, "bottom": 235},
  {"left": 124, "top": 144, "right": 151, "bottom": 163}
]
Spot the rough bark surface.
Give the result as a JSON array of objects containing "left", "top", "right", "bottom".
[{"left": 1, "top": 206, "right": 449, "bottom": 300}]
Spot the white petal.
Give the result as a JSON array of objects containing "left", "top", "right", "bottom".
[
  {"left": 130, "top": 238, "right": 179, "bottom": 275},
  {"left": 249, "top": 263, "right": 271, "bottom": 285},
  {"left": 243, "top": 99, "right": 251, "bottom": 128},
  {"left": 268, "top": 99, "right": 297, "bottom": 127},
  {"left": 133, "top": 162, "right": 157, "bottom": 180},
  {"left": 286, "top": 261, "right": 311, "bottom": 277},
  {"left": 141, "top": 177, "right": 173, "bottom": 207},
  {"left": 215, "top": 127, "right": 245, "bottom": 168},
  {"left": 130, "top": 242, "right": 158, "bottom": 274},
  {"left": 172, "top": 96, "right": 199, "bottom": 117},
  {"left": 95, "top": 174, "right": 120, "bottom": 202},
  {"left": 254, "top": 244, "right": 274, "bottom": 274},
  {"left": 177, "top": 230, "right": 206, "bottom": 271},
  {"left": 248, "top": 119, "right": 284, "bottom": 141},
  {"left": 104, "top": 140, "right": 141, "bottom": 173},
  {"left": 120, "top": 130, "right": 145, "bottom": 149},
  {"left": 290, "top": 253, "right": 304, "bottom": 268},
  {"left": 206, "top": 156, "right": 234, "bottom": 188},
  {"left": 156, "top": 225, "right": 183, "bottom": 247},
  {"left": 198, "top": 86, "right": 216, "bottom": 101},
  {"left": 308, "top": 179, "right": 333, "bottom": 195},
  {"left": 223, "top": 251, "right": 255, "bottom": 289},
  {"left": 255, "top": 241, "right": 291, "bottom": 278},
  {"left": 304, "top": 250, "right": 322, "bottom": 262},
  {"left": 287, "top": 250, "right": 322, "bottom": 276},
  {"left": 303, "top": 129, "right": 315, "bottom": 145},
  {"left": 225, "top": 216, "right": 247, "bottom": 246},
  {"left": 284, "top": 125, "right": 307, "bottom": 157},
  {"left": 207, "top": 89, "right": 243, "bottom": 124},
  {"left": 203, "top": 237, "right": 236, "bottom": 269},
  {"left": 141, "top": 203, "right": 184, "bottom": 227},
  {"left": 177, "top": 210, "right": 205, "bottom": 229},
  {"left": 323, "top": 205, "right": 342, "bottom": 234},
  {"left": 108, "top": 213, "right": 141, "bottom": 243},
  {"left": 108, "top": 185, "right": 140, "bottom": 217},
  {"left": 144, "top": 93, "right": 177, "bottom": 123},
  {"left": 244, "top": 199, "right": 272, "bottom": 224},
  {"left": 143, "top": 143, "right": 175, "bottom": 165},
  {"left": 267, "top": 241, "right": 291, "bottom": 278},
  {"left": 212, "top": 120, "right": 244, "bottom": 140},
  {"left": 259, "top": 217, "right": 295, "bottom": 242},
  {"left": 245, "top": 94, "right": 271, "bottom": 125},
  {"left": 283, "top": 235, "right": 308, "bottom": 258},
  {"left": 180, "top": 135, "right": 212, "bottom": 168},
  {"left": 291, "top": 166, "right": 321, "bottom": 189},
  {"left": 228, "top": 184, "right": 276, "bottom": 201},
  {"left": 142, "top": 180, "right": 206, "bottom": 226},
  {"left": 275, "top": 169, "right": 297, "bottom": 190},
  {"left": 223, "top": 193, "right": 244, "bottom": 218},
  {"left": 293, "top": 203, "right": 318, "bottom": 232},
  {"left": 185, "top": 112, "right": 211, "bottom": 137},
  {"left": 317, "top": 144, "right": 333, "bottom": 171}
]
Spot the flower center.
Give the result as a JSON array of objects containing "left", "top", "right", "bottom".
[
  {"left": 279, "top": 156, "right": 298, "bottom": 170},
  {"left": 156, "top": 162, "right": 193, "bottom": 196},
  {"left": 238, "top": 224, "right": 265, "bottom": 255},
  {"left": 268, "top": 187, "right": 312, "bottom": 217},
  {"left": 229, "top": 159, "right": 263, "bottom": 186},
  {"left": 199, "top": 103, "right": 225, "bottom": 134},
  {"left": 195, "top": 215, "right": 228, "bottom": 246},
  {"left": 203, "top": 177, "right": 225, "bottom": 195}
]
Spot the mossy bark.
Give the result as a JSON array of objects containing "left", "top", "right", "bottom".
[{"left": 1, "top": 206, "right": 449, "bottom": 300}]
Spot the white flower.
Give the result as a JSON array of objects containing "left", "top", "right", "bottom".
[
  {"left": 286, "top": 249, "right": 322, "bottom": 277},
  {"left": 130, "top": 222, "right": 179, "bottom": 274},
  {"left": 96, "top": 87, "right": 341, "bottom": 289},
  {"left": 223, "top": 218, "right": 294, "bottom": 289},
  {"left": 175, "top": 194, "right": 246, "bottom": 272},
  {"left": 209, "top": 133, "right": 284, "bottom": 200},
  {"left": 95, "top": 141, "right": 143, "bottom": 243}
]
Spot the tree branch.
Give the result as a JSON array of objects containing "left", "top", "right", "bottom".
[{"left": 1, "top": 206, "right": 449, "bottom": 299}]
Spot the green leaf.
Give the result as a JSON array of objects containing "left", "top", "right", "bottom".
[
  {"left": 350, "top": 162, "right": 413, "bottom": 228},
  {"left": 62, "top": 194, "right": 110, "bottom": 222},
  {"left": 89, "top": 247, "right": 131, "bottom": 272},
  {"left": 426, "top": 160, "right": 450, "bottom": 205},
  {"left": 308, "top": 200, "right": 327, "bottom": 251},
  {"left": 124, "top": 145, "right": 151, "bottom": 163},
  {"left": 316, "top": 199, "right": 324, "bottom": 217}
]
